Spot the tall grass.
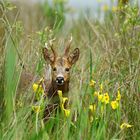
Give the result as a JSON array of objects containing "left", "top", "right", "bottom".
[{"left": 0, "top": 0, "right": 140, "bottom": 140}]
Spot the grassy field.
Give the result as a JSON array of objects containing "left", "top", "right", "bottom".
[{"left": 0, "top": 0, "right": 140, "bottom": 140}]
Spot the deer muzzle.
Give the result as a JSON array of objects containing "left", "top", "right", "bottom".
[{"left": 56, "top": 76, "right": 64, "bottom": 85}]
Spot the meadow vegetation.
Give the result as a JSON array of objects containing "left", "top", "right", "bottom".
[{"left": 0, "top": 0, "right": 140, "bottom": 139}]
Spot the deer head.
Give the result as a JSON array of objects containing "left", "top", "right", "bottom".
[{"left": 43, "top": 37, "right": 80, "bottom": 86}]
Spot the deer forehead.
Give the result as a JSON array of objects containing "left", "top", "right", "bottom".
[{"left": 53, "top": 57, "right": 71, "bottom": 67}]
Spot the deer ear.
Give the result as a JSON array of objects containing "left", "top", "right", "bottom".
[
  {"left": 42, "top": 48, "right": 55, "bottom": 63},
  {"left": 68, "top": 48, "right": 80, "bottom": 65}
]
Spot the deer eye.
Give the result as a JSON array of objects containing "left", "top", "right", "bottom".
[
  {"left": 65, "top": 68, "right": 69, "bottom": 72},
  {"left": 53, "top": 67, "right": 57, "bottom": 71}
]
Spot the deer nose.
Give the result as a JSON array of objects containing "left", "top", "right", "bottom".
[{"left": 56, "top": 77, "right": 64, "bottom": 85}]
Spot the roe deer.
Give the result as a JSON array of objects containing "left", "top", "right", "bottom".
[
  {"left": 41, "top": 37, "right": 80, "bottom": 121},
  {"left": 18, "top": 37, "right": 79, "bottom": 121}
]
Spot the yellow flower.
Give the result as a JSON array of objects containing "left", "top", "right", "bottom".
[
  {"left": 58, "top": 90, "right": 63, "bottom": 100},
  {"left": 102, "top": 4, "right": 109, "bottom": 12},
  {"left": 104, "top": 92, "right": 110, "bottom": 104},
  {"left": 97, "top": 92, "right": 110, "bottom": 104},
  {"left": 33, "top": 84, "right": 38, "bottom": 92},
  {"left": 33, "top": 83, "right": 44, "bottom": 94},
  {"left": 98, "top": 94, "right": 104, "bottom": 102},
  {"left": 116, "top": 90, "right": 121, "bottom": 101},
  {"left": 33, "top": 82, "right": 44, "bottom": 101},
  {"left": 32, "top": 105, "right": 40, "bottom": 113},
  {"left": 112, "top": 6, "right": 118, "bottom": 12},
  {"left": 61, "top": 97, "right": 68, "bottom": 110},
  {"left": 64, "top": 109, "right": 70, "bottom": 117},
  {"left": 89, "top": 104, "right": 96, "bottom": 112},
  {"left": 89, "top": 105, "right": 93, "bottom": 111},
  {"left": 120, "top": 123, "right": 133, "bottom": 129},
  {"left": 89, "top": 104, "right": 96, "bottom": 123},
  {"left": 33, "top": 78, "right": 44, "bottom": 93},
  {"left": 94, "top": 91, "right": 99, "bottom": 97},
  {"left": 111, "top": 100, "right": 119, "bottom": 110},
  {"left": 58, "top": 90, "right": 68, "bottom": 111},
  {"left": 58, "top": 90, "right": 70, "bottom": 117},
  {"left": 100, "top": 83, "right": 103, "bottom": 92},
  {"left": 89, "top": 80, "right": 96, "bottom": 87}
]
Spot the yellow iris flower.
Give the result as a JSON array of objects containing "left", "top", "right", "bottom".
[
  {"left": 102, "top": 4, "right": 109, "bottom": 12},
  {"left": 94, "top": 91, "right": 99, "bottom": 97},
  {"left": 89, "top": 104, "right": 96, "bottom": 123},
  {"left": 58, "top": 90, "right": 70, "bottom": 117},
  {"left": 104, "top": 92, "right": 110, "bottom": 104},
  {"left": 33, "top": 83, "right": 44, "bottom": 93},
  {"left": 33, "top": 78, "right": 44, "bottom": 93},
  {"left": 98, "top": 94, "right": 104, "bottom": 102},
  {"left": 100, "top": 84, "right": 103, "bottom": 92},
  {"left": 32, "top": 78, "right": 45, "bottom": 101},
  {"left": 120, "top": 123, "right": 133, "bottom": 129},
  {"left": 112, "top": 6, "right": 118, "bottom": 12},
  {"left": 97, "top": 92, "right": 110, "bottom": 104},
  {"left": 111, "top": 100, "right": 119, "bottom": 110},
  {"left": 32, "top": 105, "right": 40, "bottom": 113},
  {"left": 116, "top": 90, "right": 121, "bottom": 101},
  {"left": 89, "top": 104, "right": 96, "bottom": 112},
  {"left": 89, "top": 79, "right": 96, "bottom": 87}
]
